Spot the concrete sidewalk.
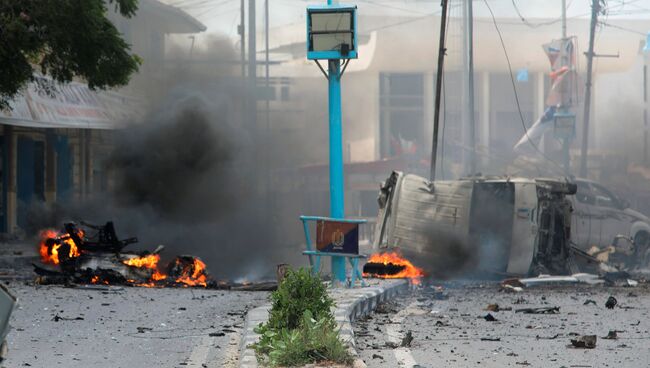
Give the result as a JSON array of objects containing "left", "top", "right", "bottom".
[{"left": 238, "top": 279, "right": 409, "bottom": 368}]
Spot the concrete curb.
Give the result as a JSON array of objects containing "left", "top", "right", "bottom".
[{"left": 238, "top": 279, "right": 409, "bottom": 368}]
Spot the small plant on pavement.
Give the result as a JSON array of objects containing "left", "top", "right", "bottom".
[{"left": 252, "top": 268, "right": 352, "bottom": 367}]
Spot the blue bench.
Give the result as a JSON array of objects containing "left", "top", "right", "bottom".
[{"left": 299, "top": 216, "right": 367, "bottom": 287}]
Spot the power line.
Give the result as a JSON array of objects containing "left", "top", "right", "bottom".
[
  {"left": 482, "top": 0, "right": 567, "bottom": 176},
  {"left": 356, "top": 0, "right": 431, "bottom": 15},
  {"left": 168, "top": 0, "right": 232, "bottom": 12},
  {"left": 365, "top": 3, "right": 461, "bottom": 33},
  {"left": 511, "top": 0, "right": 574, "bottom": 29},
  {"left": 168, "top": 0, "right": 215, "bottom": 7},
  {"left": 598, "top": 20, "right": 646, "bottom": 35}
]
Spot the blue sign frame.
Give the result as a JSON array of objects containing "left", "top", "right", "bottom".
[{"left": 306, "top": 4, "right": 358, "bottom": 60}]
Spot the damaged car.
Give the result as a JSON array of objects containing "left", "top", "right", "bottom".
[
  {"left": 372, "top": 171, "right": 579, "bottom": 277},
  {"left": 571, "top": 178, "right": 650, "bottom": 266}
]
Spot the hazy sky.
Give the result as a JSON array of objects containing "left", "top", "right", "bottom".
[{"left": 164, "top": 0, "right": 650, "bottom": 40}]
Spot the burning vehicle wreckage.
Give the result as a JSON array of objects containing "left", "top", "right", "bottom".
[
  {"left": 365, "top": 171, "right": 647, "bottom": 282},
  {"left": 34, "top": 221, "right": 275, "bottom": 290}
]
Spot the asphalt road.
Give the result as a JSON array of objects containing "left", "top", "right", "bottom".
[
  {"left": 354, "top": 282, "right": 650, "bottom": 368},
  {"left": 2, "top": 282, "right": 269, "bottom": 368}
]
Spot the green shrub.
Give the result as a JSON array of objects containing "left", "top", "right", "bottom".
[
  {"left": 267, "top": 267, "right": 334, "bottom": 330},
  {"left": 252, "top": 268, "right": 352, "bottom": 367}
]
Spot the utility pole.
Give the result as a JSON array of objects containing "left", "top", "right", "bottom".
[
  {"left": 264, "top": 0, "right": 271, "bottom": 217},
  {"left": 265, "top": 0, "right": 270, "bottom": 139},
  {"left": 248, "top": 0, "right": 258, "bottom": 183},
  {"left": 431, "top": 0, "right": 449, "bottom": 181},
  {"left": 561, "top": 0, "right": 567, "bottom": 40},
  {"left": 240, "top": 0, "right": 247, "bottom": 142},
  {"left": 240, "top": 0, "right": 246, "bottom": 78},
  {"left": 642, "top": 34, "right": 650, "bottom": 164},
  {"left": 462, "top": 0, "right": 476, "bottom": 175},
  {"left": 560, "top": 0, "right": 571, "bottom": 172},
  {"left": 579, "top": 0, "right": 600, "bottom": 177},
  {"left": 248, "top": 0, "right": 257, "bottom": 119},
  {"left": 642, "top": 35, "right": 650, "bottom": 166}
]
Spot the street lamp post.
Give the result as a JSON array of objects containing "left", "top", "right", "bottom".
[
  {"left": 307, "top": 2, "right": 357, "bottom": 284},
  {"left": 643, "top": 32, "right": 650, "bottom": 166}
]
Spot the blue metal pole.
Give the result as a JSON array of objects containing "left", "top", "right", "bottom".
[{"left": 328, "top": 59, "right": 346, "bottom": 283}]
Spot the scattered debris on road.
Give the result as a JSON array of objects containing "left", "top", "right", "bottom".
[
  {"left": 485, "top": 303, "right": 512, "bottom": 312},
  {"left": 605, "top": 296, "right": 618, "bottom": 309},
  {"left": 570, "top": 335, "right": 597, "bottom": 349},
  {"left": 483, "top": 313, "right": 498, "bottom": 322},
  {"left": 515, "top": 306, "right": 560, "bottom": 314},
  {"left": 536, "top": 333, "right": 560, "bottom": 340},
  {"left": 480, "top": 337, "right": 501, "bottom": 342},
  {"left": 603, "top": 330, "right": 619, "bottom": 340},
  {"left": 51, "top": 314, "right": 84, "bottom": 322},
  {"left": 400, "top": 331, "right": 414, "bottom": 347}
]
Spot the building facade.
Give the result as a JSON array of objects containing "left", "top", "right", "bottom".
[{"left": 0, "top": 0, "right": 205, "bottom": 235}]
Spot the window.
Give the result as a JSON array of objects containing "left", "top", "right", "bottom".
[
  {"left": 590, "top": 183, "right": 620, "bottom": 209},
  {"left": 379, "top": 73, "right": 424, "bottom": 158},
  {"left": 575, "top": 181, "right": 595, "bottom": 205}
]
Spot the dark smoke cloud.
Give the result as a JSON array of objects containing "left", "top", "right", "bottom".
[
  {"left": 26, "top": 34, "right": 304, "bottom": 280},
  {"left": 107, "top": 96, "right": 237, "bottom": 222}
]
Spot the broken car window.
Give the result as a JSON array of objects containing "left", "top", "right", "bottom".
[{"left": 575, "top": 182, "right": 596, "bottom": 205}]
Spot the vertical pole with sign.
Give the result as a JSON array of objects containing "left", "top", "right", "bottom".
[
  {"left": 307, "top": 3, "right": 357, "bottom": 284},
  {"left": 328, "top": 59, "right": 345, "bottom": 283}
]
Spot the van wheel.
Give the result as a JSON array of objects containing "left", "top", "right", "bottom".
[{"left": 634, "top": 232, "right": 650, "bottom": 266}]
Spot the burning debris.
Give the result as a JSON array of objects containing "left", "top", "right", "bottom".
[
  {"left": 36, "top": 221, "right": 212, "bottom": 288},
  {"left": 362, "top": 251, "right": 425, "bottom": 284}
]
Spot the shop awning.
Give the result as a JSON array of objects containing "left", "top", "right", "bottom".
[{"left": 0, "top": 75, "right": 142, "bottom": 130}]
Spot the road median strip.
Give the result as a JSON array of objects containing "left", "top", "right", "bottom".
[{"left": 238, "top": 279, "right": 409, "bottom": 368}]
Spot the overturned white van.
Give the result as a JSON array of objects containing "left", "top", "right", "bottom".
[{"left": 372, "top": 172, "right": 579, "bottom": 277}]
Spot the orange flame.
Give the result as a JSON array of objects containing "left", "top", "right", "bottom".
[
  {"left": 39, "top": 227, "right": 211, "bottom": 288},
  {"left": 152, "top": 271, "right": 167, "bottom": 281},
  {"left": 364, "top": 252, "right": 425, "bottom": 284},
  {"left": 90, "top": 275, "right": 108, "bottom": 285},
  {"left": 122, "top": 254, "right": 160, "bottom": 269},
  {"left": 174, "top": 258, "right": 207, "bottom": 287},
  {"left": 122, "top": 254, "right": 166, "bottom": 287},
  {"left": 39, "top": 229, "right": 82, "bottom": 265},
  {"left": 122, "top": 254, "right": 206, "bottom": 287}
]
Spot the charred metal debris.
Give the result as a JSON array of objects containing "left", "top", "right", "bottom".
[{"left": 34, "top": 221, "right": 275, "bottom": 290}]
